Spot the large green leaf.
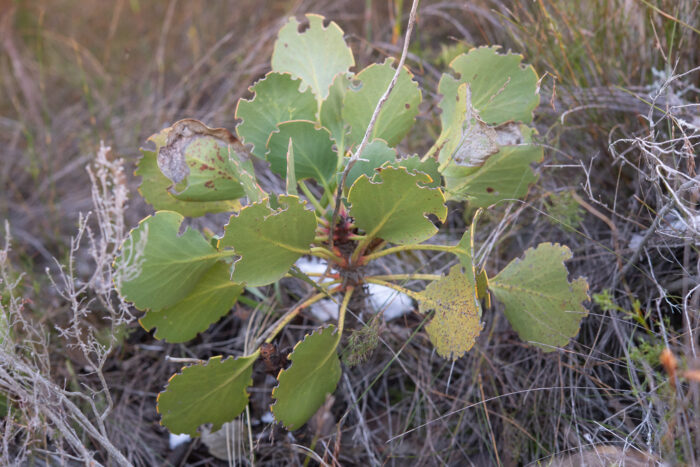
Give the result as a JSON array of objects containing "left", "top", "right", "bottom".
[
  {"left": 235, "top": 73, "right": 317, "bottom": 159},
  {"left": 419, "top": 265, "right": 483, "bottom": 360},
  {"left": 139, "top": 262, "right": 243, "bottom": 343},
  {"left": 157, "top": 354, "right": 257, "bottom": 436},
  {"left": 343, "top": 139, "right": 396, "bottom": 190},
  {"left": 271, "top": 14, "right": 354, "bottom": 101},
  {"left": 342, "top": 59, "right": 421, "bottom": 148},
  {"left": 443, "top": 143, "right": 543, "bottom": 206},
  {"left": 271, "top": 326, "right": 341, "bottom": 430},
  {"left": 115, "top": 211, "right": 220, "bottom": 311},
  {"left": 438, "top": 46, "right": 539, "bottom": 126},
  {"left": 348, "top": 167, "right": 447, "bottom": 245},
  {"left": 490, "top": 243, "right": 589, "bottom": 352},
  {"left": 136, "top": 129, "right": 240, "bottom": 217},
  {"left": 266, "top": 120, "right": 336, "bottom": 183},
  {"left": 320, "top": 72, "right": 351, "bottom": 148},
  {"left": 219, "top": 195, "right": 316, "bottom": 286}
]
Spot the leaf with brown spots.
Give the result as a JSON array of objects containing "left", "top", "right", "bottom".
[
  {"left": 156, "top": 119, "right": 247, "bottom": 203},
  {"left": 419, "top": 265, "right": 483, "bottom": 360}
]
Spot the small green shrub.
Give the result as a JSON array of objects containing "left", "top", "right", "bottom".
[{"left": 114, "top": 14, "right": 589, "bottom": 435}]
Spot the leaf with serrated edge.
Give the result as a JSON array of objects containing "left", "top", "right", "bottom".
[
  {"left": 348, "top": 167, "right": 446, "bottom": 245},
  {"left": 438, "top": 46, "right": 539, "bottom": 127},
  {"left": 342, "top": 139, "right": 396, "bottom": 190},
  {"left": 490, "top": 243, "right": 589, "bottom": 352},
  {"left": 343, "top": 59, "right": 421, "bottom": 148},
  {"left": 266, "top": 120, "right": 336, "bottom": 183},
  {"left": 383, "top": 155, "right": 441, "bottom": 188},
  {"left": 236, "top": 73, "right": 317, "bottom": 159},
  {"left": 443, "top": 144, "right": 543, "bottom": 206},
  {"left": 219, "top": 195, "right": 316, "bottom": 286},
  {"left": 272, "top": 14, "right": 354, "bottom": 101},
  {"left": 136, "top": 130, "right": 240, "bottom": 216},
  {"left": 157, "top": 354, "right": 256, "bottom": 436},
  {"left": 115, "top": 211, "right": 219, "bottom": 311},
  {"left": 419, "top": 265, "right": 483, "bottom": 360},
  {"left": 140, "top": 262, "right": 243, "bottom": 343},
  {"left": 271, "top": 326, "right": 341, "bottom": 430}
]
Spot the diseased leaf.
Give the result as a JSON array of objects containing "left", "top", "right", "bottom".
[
  {"left": 115, "top": 211, "right": 219, "bottom": 311},
  {"left": 419, "top": 265, "right": 483, "bottom": 360},
  {"left": 433, "top": 83, "right": 542, "bottom": 206},
  {"left": 343, "top": 139, "right": 396, "bottom": 190},
  {"left": 443, "top": 143, "right": 543, "bottom": 206},
  {"left": 153, "top": 119, "right": 247, "bottom": 202},
  {"left": 235, "top": 73, "right": 317, "bottom": 159},
  {"left": 136, "top": 129, "right": 241, "bottom": 217},
  {"left": 157, "top": 354, "right": 257, "bottom": 436},
  {"left": 271, "top": 326, "right": 341, "bottom": 430},
  {"left": 219, "top": 195, "right": 316, "bottom": 286},
  {"left": 438, "top": 46, "right": 539, "bottom": 127},
  {"left": 343, "top": 59, "right": 421, "bottom": 148},
  {"left": 320, "top": 72, "right": 351, "bottom": 149},
  {"left": 140, "top": 262, "right": 243, "bottom": 343},
  {"left": 348, "top": 167, "right": 447, "bottom": 245},
  {"left": 266, "top": 120, "right": 336, "bottom": 184},
  {"left": 433, "top": 84, "right": 498, "bottom": 171},
  {"left": 272, "top": 14, "right": 354, "bottom": 100},
  {"left": 490, "top": 243, "right": 589, "bottom": 352}
]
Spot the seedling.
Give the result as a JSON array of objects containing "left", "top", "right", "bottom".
[{"left": 115, "top": 14, "right": 589, "bottom": 435}]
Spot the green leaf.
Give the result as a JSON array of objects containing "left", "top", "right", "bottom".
[
  {"left": 115, "top": 211, "right": 220, "bottom": 311},
  {"left": 443, "top": 143, "right": 543, "bottom": 206},
  {"left": 136, "top": 130, "right": 241, "bottom": 217},
  {"left": 235, "top": 73, "right": 317, "bottom": 159},
  {"left": 348, "top": 167, "right": 446, "bottom": 245},
  {"left": 139, "top": 262, "right": 243, "bottom": 343},
  {"left": 476, "top": 268, "right": 491, "bottom": 308},
  {"left": 285, "top": 138, "right": 298, "bottom": 196},
  {"left": 219, "top": 195, "right": 316, "bottom": 286},
  {"left": 419, "top": 265, "right": 483, "bottom": 360},
  {"left": 385, "top": 155, "right": 441, "bottom": 188},
  {"left": 271, "top": 326, "right": 341, "bottom": 430},
  {"left": 266, "top": 121, "right": 336, "bottom": 184},
  {"left": 320, "top": 73, "right": 351, "bottom": 148},
  {"left": 452, "top": 208, "right": 481, "bottom": 275},
  {"left": 272, "top": 14, "right": 354, "bottom": 101},
  {"left": 157, "top": 354, "right": 256, "bottom": 436},
  {"left": 343, "top": 59, "right": 421, "bottom": 148},
  {"left": 438, "top": 46, "right": 539, "bottom": 126},
  {"left": 489, "top": 243, "right": 589, "bottom": 352},
  {"left": 343, "top": 139, "right": 396, "bottom": 190}
]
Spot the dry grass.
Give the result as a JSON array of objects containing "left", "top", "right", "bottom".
[{"left": 0, "top": 0, "right": 698, "bottom": 465}]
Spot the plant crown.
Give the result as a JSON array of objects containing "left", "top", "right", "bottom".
[{"left": 115, "top": 14, "right": 589, "bottom": 435}]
